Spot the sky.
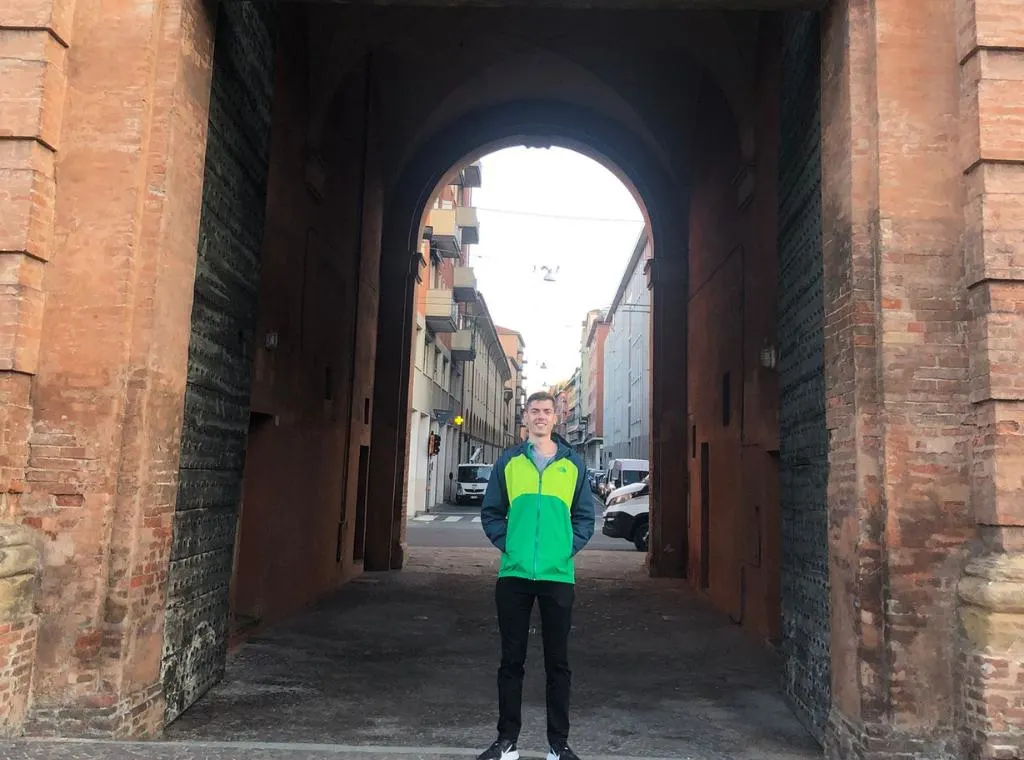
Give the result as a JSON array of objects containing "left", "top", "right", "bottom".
[{"left": 467, "top": 147, "right": 645, "bottom": 392}]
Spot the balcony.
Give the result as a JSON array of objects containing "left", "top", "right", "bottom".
[
  {"left": 451, "top": 329, "right": 476, "bottom": 362},
  {"left": 456, "top": 206, "right": 480, "bottom": 245},
  {"left": 453, "top": 266, "right": 477, "bottom": 303},
  {"left": 426, "top": 208, "right": 461, "bottom": 258},
  {"left": 461, "top": 163, "right": 482, "bottom": 188},
  {"left": 425, "top": 290, "right": 458, "bottom": 333}
]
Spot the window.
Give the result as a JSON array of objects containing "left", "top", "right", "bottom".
[{"left": 414, "top": 326, "right": 425, "bottom": 371}]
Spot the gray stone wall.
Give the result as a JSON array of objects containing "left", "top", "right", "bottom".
[
  {"left": 162, "top": 1, "right": 277, "bottom": 724},
  {"left": 777, "top": 10, "right": 829, "bottom": 744}
]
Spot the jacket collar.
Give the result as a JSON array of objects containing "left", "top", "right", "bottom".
[{"left": 515, "top": 433, "right": 573, "bottom": 460}]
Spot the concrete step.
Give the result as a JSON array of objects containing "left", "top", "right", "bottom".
[{"left": 0, "top": 740, "right": 700, "bottom": 760}]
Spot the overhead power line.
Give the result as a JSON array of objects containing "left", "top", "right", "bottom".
[{"left": 475, "top": 206, "right": 645, "bottom": 224}]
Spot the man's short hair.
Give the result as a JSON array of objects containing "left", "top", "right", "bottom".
[{"left": 526, "top": 391, "right": 556, "bottom": 409}]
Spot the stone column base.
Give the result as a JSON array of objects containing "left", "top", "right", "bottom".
[
  {"left": 958, "top": 553, "right": 1024, "bottom": 759},
  {"left": 825, "top": 710, "right": 954, "bottom": 759},
  {"left": 0, "top": 524, "right": 41, "bottom": 737}
]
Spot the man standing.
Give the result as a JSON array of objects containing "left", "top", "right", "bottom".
[{"left": 477, "top": 391, "right": 595, "bottom": 760}]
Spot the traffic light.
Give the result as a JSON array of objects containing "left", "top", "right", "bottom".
[{"left": 427, "top": 432, "right": 440, "bottom": 456}]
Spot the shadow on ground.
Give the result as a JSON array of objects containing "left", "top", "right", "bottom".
[{"left": 4, "top": 548, "right": 821, "bottom": 759}]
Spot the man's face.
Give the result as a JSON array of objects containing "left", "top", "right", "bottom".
[{"left": 526, "top": 400, "right": 556, "bottom": 437}]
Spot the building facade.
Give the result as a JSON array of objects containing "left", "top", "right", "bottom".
[
  {"left": 458, "top": 294, "right": 513, "bottom": 466},
  {"left": 563, "top": 368, "right": 583, "bottom": 453},
  {"left": 407, "top": 165, "right": 481, "bottom": 513},
  {"left": 496, "top": 328, "right": 527, "bottom": 443},
  {"left": 603, "top": 232, "right": 652, "bottom": 466},
  {"left": 580, "top": 309, "right": 609, "bottom": 470}
]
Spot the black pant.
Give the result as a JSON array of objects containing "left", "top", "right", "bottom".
[{"left": 495, "top": 576, "right": 575, "bottom": 748}]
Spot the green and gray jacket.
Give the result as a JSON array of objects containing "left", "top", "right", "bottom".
[{"left": 480, "top": 435, "right": 595, "bottom": 584}]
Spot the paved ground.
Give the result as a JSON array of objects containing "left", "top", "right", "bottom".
[
  {"left": 1, "top": 548, "right": 820, "bottom": 760},
  {"left": 407, "top": 503, "right": 632, "bottom": 552}
]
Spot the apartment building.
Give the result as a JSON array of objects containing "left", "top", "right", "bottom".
[
  {"left": 496, "top": 327, "right": 527, "bottom": 443},
  {"left": 459, "top": 294, "right": 514, "bottom": 467},
  {"left": 580, "top": 309, "right": 610, "bottom": 470},
  {"left": 563, "top": 368, "right": 583, "bottom": 452},
  {"left": 406, "top": 164, "right": 481, "bottom": 514},
  {"left": 603, "top": 230, "right": 652, "bottom": 465}
]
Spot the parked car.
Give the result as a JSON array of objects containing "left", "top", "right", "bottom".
[
  {"left": 454, "top": 463, "right": 492, "bottom": 506},
  {"left": 605, "top": 473, "right": 650, "bottom": 507},
  {"left": 588, "top": 469, "right": 605, "bottom": 494},
  {"left": 602, "top": 494, "right": 649, "bottom": 551}
]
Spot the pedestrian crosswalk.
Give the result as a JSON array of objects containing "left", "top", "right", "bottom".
[{"left": 411, "top": 514, "right": 481, "bottom": 523}]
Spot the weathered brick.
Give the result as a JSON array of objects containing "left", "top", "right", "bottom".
[
  {"left": 0, "top": 29, "right": 67, "bottom": 149},
  {"left": 162, "top": 1, "right": 276, "bottom": 724}
]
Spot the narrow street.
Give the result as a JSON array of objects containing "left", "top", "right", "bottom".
[
  {"left": 407, "top": 503, "right": 633, "bottom": 552},
  {"left": 3, "top": 549, "right": 818, "bottom": 760}
]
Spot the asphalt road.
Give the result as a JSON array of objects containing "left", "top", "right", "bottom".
[{"left": 406, "top": 501, "right": 635, "bottom": 552}]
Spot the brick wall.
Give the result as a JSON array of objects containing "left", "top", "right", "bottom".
[
  {"left": 686, "top": 19, "right": 782, "bottom": 648},
  {"left": 6, "top": 0, "right": 216, "bottom": 735},
  {"left": 230, "top": 6, "right": 380, "bottom": 635},
  {"left": 776, "top": 11, "right": 829, "bottom": 743},
  {"left": 956, "top": 0, "right": 1024, "bottom": 756},
  {"left": 162, "top": 1, "right": 277, "bottom": 723},
  {"left": 821, "top": 0, "right": 971, "bottom": 755}
]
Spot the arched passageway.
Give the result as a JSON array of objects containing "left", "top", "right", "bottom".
[
  {"left": 166, "top": 5, "right": 823, "bottom": 750},
  {"left": 0, "top": 0, "right": 997, "bottom": 758}
]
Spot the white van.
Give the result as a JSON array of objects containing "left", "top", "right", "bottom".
[
  {"left": 605, "top": 458, "right": 649, "bottom": 493},
  {"left": 454, "top": 463, "right": 492, "bottom": 506}
]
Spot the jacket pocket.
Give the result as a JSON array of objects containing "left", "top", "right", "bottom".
[
  {"left": 503, "top": 500, "right": 533, "bottom": 575},
  {"left": 535, "top": 499, "right": 573, "bottom": 578}
]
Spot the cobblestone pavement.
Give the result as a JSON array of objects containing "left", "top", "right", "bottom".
[{"left": 0, "top": 548, "right": 821, "bottom": 760}]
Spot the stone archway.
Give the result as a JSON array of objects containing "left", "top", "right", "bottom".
[{"left": 362, "top": 99, "right": 692, "bottom": 584}]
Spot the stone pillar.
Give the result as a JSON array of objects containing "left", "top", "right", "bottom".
[
  {"left": 956, "top": 0, "right": 1024, "bottom": 757},
  {"left": 0, "top": 525, "right": 41, "bottom": 736},
  {"left": 649, "top": 250, "right": 689, "bottom": 579},
  {"left": 0, "top": 0, "right": 71, "bottom": 569},
  {"left": 821, "top": 0, "right": 972, "bottom": 756},
  {"left": 365, "top": 253, "right": 416, "bottom": 571},
  {"left": 1, "top": 0, "right": 216, "bottom": 737}
]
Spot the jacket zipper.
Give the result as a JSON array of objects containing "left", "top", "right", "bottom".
[
  {"left": 533, "top": 465, "right": 542, "bottom": 580},
  {"left": 531, "top": 447, "right": 561, "bottom": 580}
]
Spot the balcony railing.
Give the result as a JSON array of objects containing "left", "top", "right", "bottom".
[
  {"left": 453, "top": 266, "right": 477, "bottom": 303},
  {"left": 425, "top": 290, "right": 458, "bottom": 333},
  {"left": 456, "top": 206, "right": 480, "bottom": 246},
  {"left": 426, "top": 208, "right": 461, "bottom": 258},
  {"left": 451, "top": 329, "right": 476, "bottom": 361},
  {"left": 461, "top": 163, "right": 482, "bottom": 188}
]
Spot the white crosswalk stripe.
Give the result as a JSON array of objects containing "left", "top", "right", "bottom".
[{"left": 409, "top": 513, "right": 484, "bottom": 524}]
